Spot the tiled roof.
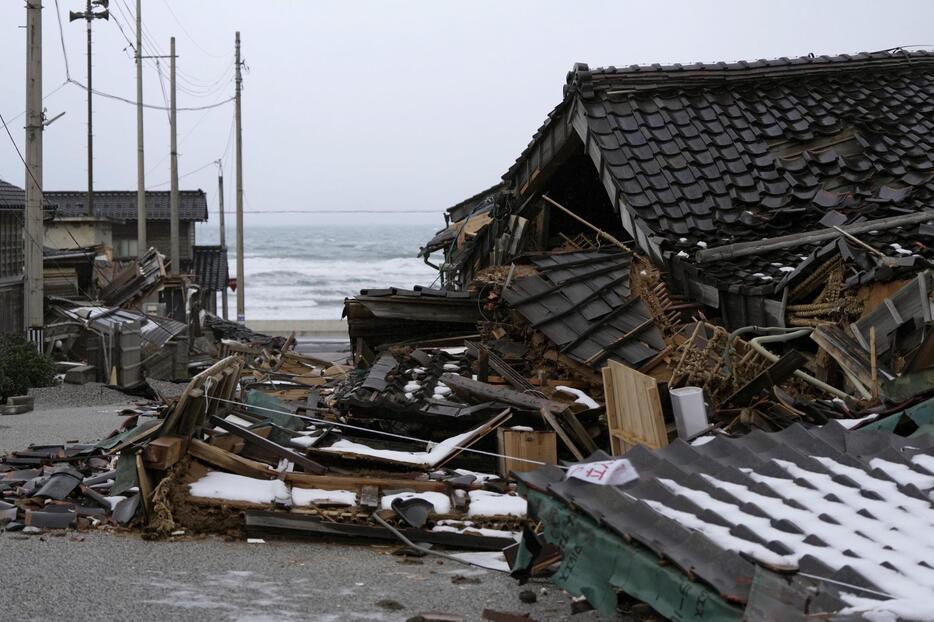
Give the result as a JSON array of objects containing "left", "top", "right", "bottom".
[
  {"left": 517, "top": 422, "right": 934, "bottom": 619},
  {"left": 504, "top": 51, "right": 934, "bottom": 293},
  {"left": 502, "top": 250, "right": 665, "bottom": 368},
  {"left": 44, "top": 190, "right": 208, "bottom": 221},
  {"left": 0, "top": 179, "right": 58, "bottom": 211},
  {"left": 191, "top": 245, "right": 229, "bottom": 290}
]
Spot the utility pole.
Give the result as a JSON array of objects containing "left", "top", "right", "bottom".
[
  {"left": 24, "top": 0, "right": 44, "bottom": 340},
  {"left": 135, "top": 0, "right": 146, "bottom": 255},
  {"left": 169, "top": 36, "right": 180, "bottom": 274},
  {"left": 69, "top": 0, "right": 108, "bottom": 216},
  {"left": 217, "top": 161, "right": 228, "bottom": 319},
  {"left": 235, "top": 31, "right": 245, "bottom": 322}
]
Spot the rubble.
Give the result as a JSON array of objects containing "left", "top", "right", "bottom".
[{"left": 5, "top": 50, "right": 934, "bottom": 621}]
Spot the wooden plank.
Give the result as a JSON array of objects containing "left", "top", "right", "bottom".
[
  {"left": 496, "top": 428, "right": 557, "bottom": 477},
  {"left": 540, "top": 407, "right": 584, "bottom": 460},
  {"left": 210, "top": 415, "right": 326, "bottom": 474},
  {"left": 562, "top": 410, "right": 599, "bottom": 454},
  {"left": 602, "top": 360, "right": 667, "bottom": 455},
  {"left": 602, "top": 366, "right": 620, "bottom": 455},
  {"left": 284, "top": 471, "right": 450, "bottom": 493},
  {"left": 189, "top": 438, "right": 276, "bottom": 479},
  {"left": 135, "top": 452, "right": 154, "bottom": 520}
]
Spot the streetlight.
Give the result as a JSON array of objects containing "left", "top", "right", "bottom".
[{"left": 69, "top": 0, "right": 109, "bottom": 216}]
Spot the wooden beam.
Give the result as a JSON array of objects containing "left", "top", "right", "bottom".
[
  {"left": 189, "top": 438, "right": 276, "bottom": 479},
  {"left": 441, "top": 373, "right": 568, "bottom": 413},
  {"left": 695, "top": 210, "right": 934, "bottom": 264},
  {"left": 210, "top": 415, "right": 327, "bottom": 474}
]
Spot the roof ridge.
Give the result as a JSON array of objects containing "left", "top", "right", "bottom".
[{"left": 565, "top": 50, "right": 934, "bottom": 96}]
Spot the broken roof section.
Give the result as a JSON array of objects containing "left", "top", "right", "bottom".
[
  {"left": 495, "top": 51, "right": 934, "bottom": 326},
  {"left": 515, "top": 422, "right": 934, "bottom": 620},
  {"left": 502, "top": 249, "right": 665, "bottom": 368}
]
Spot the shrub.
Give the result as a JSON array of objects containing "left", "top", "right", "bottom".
[{"left": 0, "top": 333, "right": 56, "bottom": 402}]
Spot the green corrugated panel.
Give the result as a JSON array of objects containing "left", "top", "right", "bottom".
[
  {"left": 862, "top": 396, "right": 934, "bottom": 435},
  {"left": 516, "top": 488, "right": 743, "bottom": 621}
]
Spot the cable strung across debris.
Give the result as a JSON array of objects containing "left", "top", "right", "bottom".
[{"left": 204, "top": 394, "right": 570, "bottom": 469}]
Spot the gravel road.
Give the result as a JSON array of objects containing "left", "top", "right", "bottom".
[
  {"left": 0, "top": 384, "right": 609, "bottom": 622},
  {"left": 0, "top": 531, "right": 604, "bottom": 621}
]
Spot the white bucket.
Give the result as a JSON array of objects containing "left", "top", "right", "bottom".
[{"left": 669, "top": 386, "right": 708, "bottom": 440}]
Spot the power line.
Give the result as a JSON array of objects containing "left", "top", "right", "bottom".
[
  {"left": 160, "top": 0, "right": 226, "bottom": 59},
  {"left": 52, "top": 0, "right": 233, "bottom": 112},
  {"left": 148, "top": 160, "right": 217, "bottom": 189}
]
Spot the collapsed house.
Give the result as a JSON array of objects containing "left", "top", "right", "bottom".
[{"left": 4, "top": 51, "right": 934, "bottom": 621}]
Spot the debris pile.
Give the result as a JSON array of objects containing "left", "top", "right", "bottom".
[{"left": 6, "top": 50, "right": 934, "bottom": 620}]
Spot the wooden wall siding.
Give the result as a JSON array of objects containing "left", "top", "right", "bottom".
[
  {"left": 602, "top": 359, "right": 668, "bottom": 455},
  {"left": 0, "top": 282, "right": 24, "bottom": 334},
  {"left": 0, "top": 212, "right": 24, "bottom": 280}
]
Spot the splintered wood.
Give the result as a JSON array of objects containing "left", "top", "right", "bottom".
[
  {"left": 602, "top": 360, "right": 668, "bottom": 455},
  {"left": 669, "top": 322, "right": 770, "bottom": 408}
]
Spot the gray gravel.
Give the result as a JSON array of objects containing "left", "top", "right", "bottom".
[
  {"left": 0, "top": 531, "right": 606, "bottom": 622},
  {"left": 28, "top": 382, "right": 133, "bottom": 409},
  {"left": 145, "top": 377, "right": 189, "bottom": 400}
]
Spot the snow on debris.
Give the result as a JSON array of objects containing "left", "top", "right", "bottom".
[
  {"left": 447, "top": 551, "right": 511, "bottom": 572},
  {"left": 380, "top": 491, "right": 451, "bottom": 515},
  {"left": 189, "top": 471, "right": 290, "bottom": 505},
  {"left": 554, "top": 386, "right": 599, "bottom": 409},
  {"left": 467, "top": 490, "right": 527, "bottom": 518},
  {"left": 319, "top": 426, "right": 479, "bottom": 468},
  {"left": 431, "top": 520, "right": 520, "bottom": 541},
  {"left": 643, "top": 454, "right": 934, "bottom": 619},
  {"left": 291, "top": 487, "right": 357, "bottom": 507}
]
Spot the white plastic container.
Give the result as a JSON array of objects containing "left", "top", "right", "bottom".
[{"left": 669, "top": 386, "right": 709, "bottom": 440}]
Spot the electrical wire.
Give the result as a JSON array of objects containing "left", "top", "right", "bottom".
[
  {"left": 148, "top": 160, "right": 217, "bottom": 189},
  {"left": 160, "top": 0, "right": 226, "bottom": 59}
]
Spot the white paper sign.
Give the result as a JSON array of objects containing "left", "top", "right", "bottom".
[{"left": 565, "top": 459, "right": 639, "bottom": 486}]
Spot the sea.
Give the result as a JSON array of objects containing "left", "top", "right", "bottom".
[{"left": 196, "top": 222, "right": 441, "bottom": 320}]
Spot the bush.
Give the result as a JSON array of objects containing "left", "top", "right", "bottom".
[{"left": 0, "top": 333, "right": 56, "bottom": 402}]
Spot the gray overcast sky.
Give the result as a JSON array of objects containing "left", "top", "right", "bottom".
[{"left": 1, "top": 1, "right": 933, "bottom": 228}]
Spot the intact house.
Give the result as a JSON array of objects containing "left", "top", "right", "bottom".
[
  {"left": 423, "top": 51, "right": 934, "bottom": 330},
  {"left": 44, "top": 190, "right": 209, "bottom": 269},
  {"left": 0, "top": 179, "right": 59, "bottom": 334}
]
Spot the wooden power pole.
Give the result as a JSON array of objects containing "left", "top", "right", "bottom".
[
  {"left": 169, "top": 36, "right": 180, "bottom": 274},
  {"left": 235, "top": 31, "right": 245, "bottom": 322},
  {"left": 69, "top": 0, "right": 108, "bottom": 216},
  {"left": 24, "top": 0, "right": 44, "bottom": 338},
  {"left": 217, "top": 160, "right": 228, "bottom": 319},
  {"left": 135, "top": 0, "right": 146, "bottom": 255}
]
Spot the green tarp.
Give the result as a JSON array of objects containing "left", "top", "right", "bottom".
[{"left": 514, "top": 487, "right": 743, "bottom": 621}]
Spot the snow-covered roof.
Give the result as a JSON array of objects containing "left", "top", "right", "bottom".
[{"left": 517, "top": 421, "right": 934, "bottom": 620}]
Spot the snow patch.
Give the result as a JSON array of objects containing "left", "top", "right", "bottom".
[
  {"left": 189, "top": 471, "right": 290, "bottom": 505},
  {"left": 467, "top": 491, "right": 527, "bottom": 518}
]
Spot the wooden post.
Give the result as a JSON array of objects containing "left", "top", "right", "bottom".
[{"left": 870, "top": 326, "right": 878, "bottom": 400}]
